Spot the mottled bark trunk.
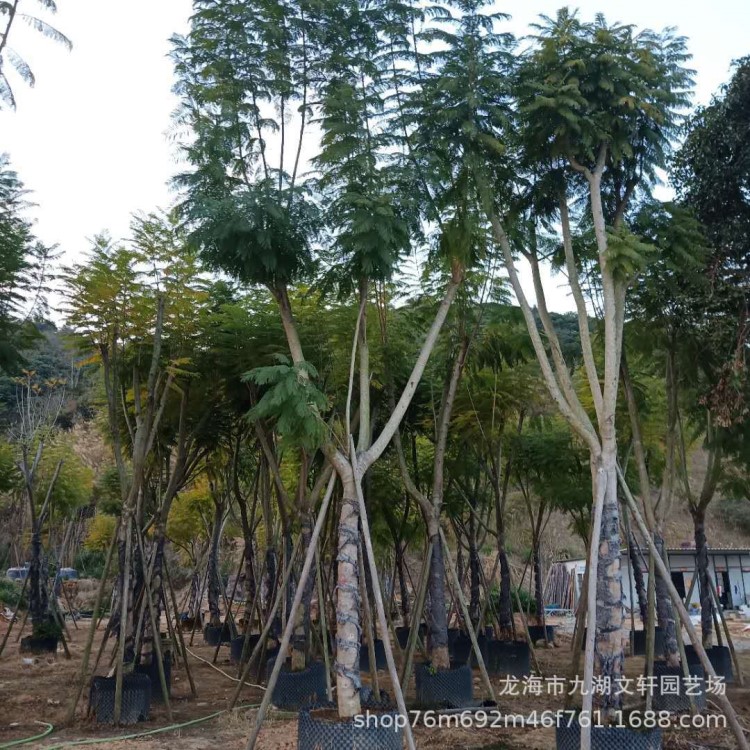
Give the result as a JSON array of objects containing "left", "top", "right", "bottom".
[
  {"left": 427, "top": 523, "right": 449, "bottom": 669},
  {"left": 653, "top": 530, "right": 679, "bottom": 666},
  {"left": 594, "top": 454, "right": 625, "bottom": 713},
  {"left": 628, "top": 532, "right": 647, "bottom": 623},
  {"left": 291, "top": 514, "right": 315, "bottom": 670},
  {"left": 692, "top": 507, "right": 713, "bottom": 646},
  {"left": 335, "top": 475, "right": 361, "bottom": 718},
  {"left": 264, "top": 546, "right": 279, "bottom": 637}
]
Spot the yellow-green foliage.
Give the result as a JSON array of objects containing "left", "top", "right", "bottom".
[
  {"left": 167, "top": 478, "right": 212, "bottom": 558},
  {"left": 84, "top": 513, "right": 117, "bottom": 551}
]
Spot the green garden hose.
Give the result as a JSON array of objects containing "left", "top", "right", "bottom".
[
  {"left": 0, "top": 722, "right": 53, "bottom": 749},
  {"left": 0, "top": 704, "right": 261, "bottom": 749}
]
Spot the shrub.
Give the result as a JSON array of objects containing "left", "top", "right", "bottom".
[
  {"left": 74, "top": 548, "right": 107, "bottom": 579},
  {"left": 0, "top": 578, "right": 26, "bottom": 609}
]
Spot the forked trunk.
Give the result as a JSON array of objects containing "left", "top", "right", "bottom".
[
  {"left": 692, "top": 506, "right": 713, "bottom": 646},
  {"left": 335, "top": 474, "right": 361, "bottom": 718}
]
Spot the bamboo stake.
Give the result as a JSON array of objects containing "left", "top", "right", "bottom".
[
  {"left": 134, "top": 527, "right": 173, "bottom": 718},
  {"left": 707, "top": 573, "right": 744, "bottom": 686},
  {"left": 399, "top": 540, "right": 432, "bottom": 687},
  {"left": 351, "top": 442, "right": 417, "bottom": 750},
  {"left": 314, "top": 544, "right": 332, "bottom": 700},
  {"left": 357, "top": 536, "right": 380, "bottom": 700},
  {"left": 163, "top": 557, "right": 197, "bottom": 697},
  {"left": 114, "top": 514, "right": 133, "bottom": 725},
  {"left": 0, "top": 574, "right": 29, "bottom": 657},
  {"left": 439, "top": 527, "right": 497, "bottom": 704},
  {"left": 618, "top": 466, "right": 750, "bottom": 750},
  {"left": 244, "top": 475, "right": 336, "bottom": 750},
  {"left": 65, "top": 521, "right": 119, "bottom": 724}
]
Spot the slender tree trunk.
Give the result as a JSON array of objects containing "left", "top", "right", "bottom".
[
  {"left": 468, "top": 512, "right": 481, "bottom": 628},
  {"left": 396, "top": 542, "right": 409, "bottom": 622},
  {"left": 628, "top": 532, "right": 648, "bottom": 623},
  {"left": 427, "top": 520, "right": 450, "bottom": 669},
  {"left": 533, "top": 544, "right": 544, "bottom": 627},
  {"left": 28, "top": 528, "right": 47, "bottom": 633},
  {"left": 691, "top": 506, "right": 713, "bottom": 646},
  {"left": 335, "top": 472, "right": 361, "bottom": 718}
]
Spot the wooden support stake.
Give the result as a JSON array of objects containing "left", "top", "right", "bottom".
[
  {"left": 618, "top": 466, "right": 749, "bottom": 750},
  {"left": 244, "top": 475, "right": 336, "bottom": 750},
  {"left": 439, "top": 527, "right": 497, "bottom": 704}
]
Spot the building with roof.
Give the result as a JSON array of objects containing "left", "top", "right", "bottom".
[{"left": 549, "top": 546, "right": 750, "bottom": 614}]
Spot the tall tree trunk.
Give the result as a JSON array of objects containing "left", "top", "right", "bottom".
[
  {"left": 28, "top": 528, "right": 47, "bottom": 633},
  {"left": 691, "top": 506, "right": 713, "bottom": 646},
  {"left": 335, "top": 472, "right": 361, "bottom": 718},
  {"left": 242, "top": 539, "right": 256, "bottom": 631},
  {"left": 427, "top": 519, "right": 450, "bottom": 669},
  {"left": 594, "top": 453, "right": 625, "bottom": 712}
]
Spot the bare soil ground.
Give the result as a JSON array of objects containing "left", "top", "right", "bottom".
[{"left": 0, "top": 616, "right": 748, "bottom": 750}]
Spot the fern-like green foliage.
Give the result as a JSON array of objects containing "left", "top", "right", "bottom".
[{"left": 243, "top": 356, "right": 328, "bottom": 450}]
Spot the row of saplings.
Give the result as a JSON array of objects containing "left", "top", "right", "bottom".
[{"left": 65, "top": 529, "right": 739, "bottom": 750}]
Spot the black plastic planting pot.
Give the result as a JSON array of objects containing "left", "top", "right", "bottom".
[
  {"left": 230, "top": 633, "right": 261, "bottom": 664},
  {"left": 134, "top": 652, "right": 172, "bottom": 702},
  {"left": 631, "top": 628, "right": 665, "bottom": 657},
  {"left": 527, "top": 624, "right": 556, "bottom": 644},
  {"left": 267, "top": 659, "right": 328, "bottom": 710},
  {"left": 449, "top": 634, "right": 488, "bottom": 664},
  {"left": 360, "top": 639, "right": 387, "bottom": 672},
  {"left": 297, "top": 705, "right": 403, "bottom": 750},
  {"left": 89, "top": 673, "right": 151, "bottom": 724},
  {"left": 20, "top": 635, "right": 58, "bottom": 655},
  {"left": 395, "top": 624, "right": 427, "bottom": 649},
  {"left": 556, "top": 719, "right": 661, "bottom": 750},
  {"left": 485, "top": 640, "right": 531, "bottom": 677},
  {"left": 684, "top": 645, "right": 734, "bottom": 683},
  {"left": 414, "top": 662, "right": 473, "bottom": 709},
  {"left": 203, "top": 622, "right": 232, "bottom": 646},
  {"left": 651, "top": 661, "right": 706, "bottom": 714}
]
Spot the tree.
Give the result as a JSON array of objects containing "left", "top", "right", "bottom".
[
  {"left": 480, "top": 9, "right": 692, "bottom": 716},
  {"left": 0, "top": 0, "right": 71, "bottom": 109}
]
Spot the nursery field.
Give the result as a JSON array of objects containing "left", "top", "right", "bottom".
[{"left": 1, "top": 616, "right": 749, "bottom": 750}]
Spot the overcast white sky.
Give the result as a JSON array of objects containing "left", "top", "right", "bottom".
[{"left": 2, "top": 0, "right": 749, "bottom": 314}]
